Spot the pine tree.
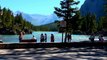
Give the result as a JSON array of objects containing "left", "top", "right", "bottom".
[
  {"left": 0, "top": 6, "right": 2, "bottom": 28},
  {"left": 5, "top": 9, "right": 13, "bottom": 28},
  {"left": 2, "top": 7, "right": 7, "bottom": 28},
  {"left": 0, "top": 6, "right": 34, "bottom": 34},
  {"left": 102, "top": 0, "right": 107, "bottom": 31},
  {"left": 97, "top": 17, "right": 104, "bottom": 32},
  {"left": 54, "top": 0, "right": 79, "bottom": 42},
  {"left": 71, "top": 11, "right": 82, "bottom": 32},
  {"left": 89, "top": 14, "right": 97, "bottom": 34},
  {"left": 80, "top": 13, "right": 97, "bottom": 34}
]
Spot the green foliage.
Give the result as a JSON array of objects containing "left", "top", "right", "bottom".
[
  {"left": 53, "top": 0, "right": 107, "bottom": 35},
  {"left": 80, "top": 13, "right": 97, "bottom": 34},
  {"left": 35, "top": 21, "right": 59, "bottom": 31},
  {"left": 54, "top": 0, "right": 79, "bottom": 42},
  {"left": 101, "top": 0, "right": 107, "bottom": 31},
  {"left": 0, "top": 7, "right": 33, "bottom": 35},
  {"left": 98, "top": 17, "right": 107, "bottom": 31},
  {"left": 71, "top": 11, "right": 81, "bottom": 31},
  {"left": 54, "top": 0, "right": 79, "bottom": 32},
  {"left": 98, "top": 17, "right": 104, "bottom": 31}
]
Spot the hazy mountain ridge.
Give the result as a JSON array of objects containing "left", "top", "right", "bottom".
[
  {"left": 38, "top": 22, "right": 58, "bottom": 31},
  {"left": 14, "top": 11, "right": 59, "bottom": 26}
]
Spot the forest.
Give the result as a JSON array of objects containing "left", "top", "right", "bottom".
[
  {"left": 0, "top": 0, "right": 107, "bottom": 35},
  {"left": 0, "top": 7, "right": 33, "bottom": 35},
  {"left": 54, "top": 0, "right": 107, "bottom": 35}
]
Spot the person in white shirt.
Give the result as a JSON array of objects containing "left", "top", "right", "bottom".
[{"left": 32, "top": 35, "right": 37, "bottom": 42}]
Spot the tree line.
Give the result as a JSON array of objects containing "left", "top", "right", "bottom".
[
  {"left": 0, "top": 7, "right": 33, "bottom": 35},
  {"left": 1, "top": 0, "right": 107, "bottom": 35},
  {"left": 54, "top": 0, "right": 107, "bottom": 35},
  {"left": 0, "top": 6, "right": 59, "bottom": 35}
]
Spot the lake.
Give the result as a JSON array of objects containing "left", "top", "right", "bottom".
[{"left": 0, "top": 31, "right": 107, "bottom": 43}]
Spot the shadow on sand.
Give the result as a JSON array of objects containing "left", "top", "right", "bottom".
[{"left": 0, "top": 47, "right": 107, "bottom": 60}]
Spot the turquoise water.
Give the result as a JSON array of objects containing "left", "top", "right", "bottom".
[{"left": 0, "top": 31, "right": 107, "bottom": 43}]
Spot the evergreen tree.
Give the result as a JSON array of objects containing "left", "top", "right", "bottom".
[
  {"left": 89, "top": 14, "right": 97, "bottom": 34},
  {"left": 102, "top": 0, "right": 107, "bottom": 31},
  {"left": 99, "top": 17, "right": 107, "bottom": 31},
  {"left": 98, "top": 17, "right": 104, "bottom": 31},
  {"left": 54, "top": 0, "right": 79, "bottom": 42},
  {"left": 80, "top": 13, "right": 97, "bottom": 34},
  {"left": 0, "top": 6, "right": 35, "bottom": 34},
  {"left": 5, "top": 9, "right": 12, "bottom": 28},
  {"left": 0, "top": 6, "right": 2, "bottom": 28},
  {"left": 71, "top": 11, "right": 82, "bottom": 32}
]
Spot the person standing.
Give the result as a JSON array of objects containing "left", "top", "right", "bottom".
[
  {"left": 68, "top": 33, "right": 72, "bottom": 42},
  {"left": 19, "top": 31, "right": 24, "bottom": 42},
  {"left": 44, "top": 33, "right": 47, "bottom": 42},
  {"left": 40, "top": 33, "right": 44, "bottom": 42},
  {"left": 64, "top": 34, "right": 68, "bottom": 42},
  {"left": 98, "top": 35, "right": 104, "bottom": 42},
  {"left": 89, "top": 34, "right": 95, "bottom": 42},
  {"left": 51, "top": 34, "right": 54, "bottom": 42}
]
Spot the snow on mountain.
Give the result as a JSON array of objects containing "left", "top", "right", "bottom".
[{"left": 14, "top": 11, "right": 59, "bottom": 26}]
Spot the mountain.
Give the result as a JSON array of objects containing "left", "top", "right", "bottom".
[
  {"left": 80, "top": 0, "right": 106, "bottom": 19},
  {"left": 14, "top": 11, "right": 59, "bottom": 26}
]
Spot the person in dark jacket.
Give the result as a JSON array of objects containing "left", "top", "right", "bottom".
[
  {"left": 51, "top": 34, "right": 54, "bottom": 42},
  {"left": 40, "top": 33, "right": 44, "bottom": 42},
  {"left": 89, "top": 34, "right": 95, "bottom": 42},
  {"left": 44, "top": 33, "right": 47, "bottom": 42}
]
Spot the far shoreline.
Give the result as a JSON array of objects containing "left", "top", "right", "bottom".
[{"left": 0, "top": 31, "right": 107, "bottom": 36}]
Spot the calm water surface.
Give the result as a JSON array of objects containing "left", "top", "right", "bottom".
[{"left": 0, "top": 31, "right": 107, "bottom": 43}]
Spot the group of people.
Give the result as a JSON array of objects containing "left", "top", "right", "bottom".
[
  {"left": 40, "top": 33, "right": 47, "bottom": 42},
  {"left": 32, "top": 33, "right": 55, "bottom": 42},
  {"left": 19, "top": 31, "right": 105, "bottom": 43},
  {"left": 65, "top": 33, "right": 72, "bottom": 42},
  {"left": 19, "top": 32, "right": 55, "bottom": 43},
  {"left": 89, "top": 34, "right": 104, "bottom": 42},
  {"left": 40, "top": 33, "right": 55, "bottom": 42}
]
